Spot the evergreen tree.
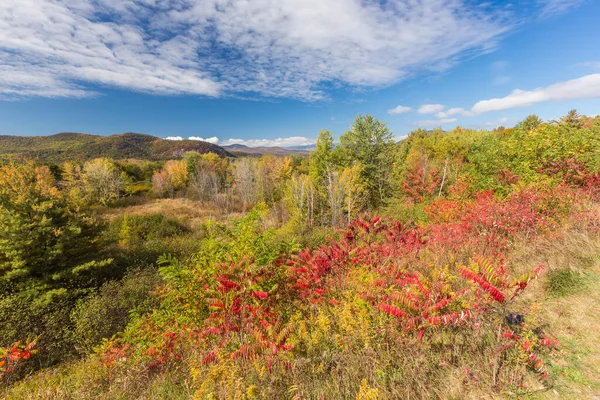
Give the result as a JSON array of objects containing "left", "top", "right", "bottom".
[
  {"left": 560, "top": 109, "right": 584, "bottom": 129},
  {"left": 0, "top": 161, "right": 107, "bottom": 292},
  {"left": 338, "top": 114, "right": 395, "bottom": 208}
]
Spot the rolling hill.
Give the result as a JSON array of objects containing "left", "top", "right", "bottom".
[{"left": 0, "top": 132, "right": 234, "bottom": 162}]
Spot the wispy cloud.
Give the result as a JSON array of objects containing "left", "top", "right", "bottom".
[
  {"left": 576, "top": 61, "right": 600, "bottom": 70},
  {"left": 0, "top": 0, "right": 516, "bottom": 101},
  {"left": 388, "top": 105, "right": 412, "bottom": 115},
  {"left": 538, "top": 0, "right": 586, "bottom": 17},
  {"left": 472, "top": 73, "right": 600, "bottom": 113}
]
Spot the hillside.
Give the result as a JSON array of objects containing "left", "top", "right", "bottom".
[{"left": 0, "top": 132, "right": 233, "bottom": 162}]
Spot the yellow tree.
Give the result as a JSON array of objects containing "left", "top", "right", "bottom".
[
  {"left": 340, "top": 164, "right": 366, "bottom": 224},
  {"left": 83, "top": 158, "right": 122, "bottom": 205}
]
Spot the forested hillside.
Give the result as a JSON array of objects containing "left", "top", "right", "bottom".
[
  {"left": 0, "top": 132, "right": 233, "bottom": 162},
  {"left": 1, "top": 111, "right": 599, "bottom": 399}
]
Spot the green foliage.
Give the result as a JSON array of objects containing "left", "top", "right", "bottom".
[
  {"left": 0, "top": 161, "right": 110, "bottom": 291},
  {"left": 516, "top": 114, "right": 543, "bottom": 131},
  {"left": 338, "top": 114, "right": 396, "bottom": 208},
  {"left": 546, "top": 268, "right": 586, "bottom": 297},
  {"left": 71, "top": 269, "right": 161, "bottom": 353},
  {"left": 308, "top": 129, "right": 335, "bottom": 188},
  {"left": 111, "top": 213, "right": 190, "bottom": 245}
]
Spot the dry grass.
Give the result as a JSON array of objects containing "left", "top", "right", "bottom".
[
  {"left": 510, "top": 229, "right": 600, "bottom": 399},
  {"left": 100, "top": 198, "right": 246, "bottom": 228}
]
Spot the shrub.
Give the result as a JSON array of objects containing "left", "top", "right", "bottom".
[{"left": 71, "top": 269, "right": 162, "bottom": 353}]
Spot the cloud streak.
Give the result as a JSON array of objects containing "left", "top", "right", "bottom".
[
  {"left": 472, "top": 73, "right": 600, "bottom": 113},
  {"left": 414, "top": 73, "right": 600, "bottom": 125},
  {"left": 0, "top": 0, "right": 515, "bottom": 100}
]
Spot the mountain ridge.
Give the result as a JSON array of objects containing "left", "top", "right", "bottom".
[{"left": 0, "top": 132, "right": 234, "bottom": 162}]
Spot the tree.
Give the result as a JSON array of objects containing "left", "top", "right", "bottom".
[
  {"left": 83, "top": 158, "right": 122, "bottom": 205},
  {"left": 338, "top": 114, "right": 396, "bottom": 208},
  {"left": 0, "top": 161, "right": 105, "bottom": 288},
  {"left": 286, "top": 174, "right": 315, "bottom": 226},
  {"left": 153, "top": 160, "right": 189, "bottom": 198},
  {"left": 185, "top": 152, "right": 231, "bottom": 206},
  {"left": 234, "top": 158, "right": 258, "bottom": 210},
  {"left": 560, "top": 109, "right": 584, "bottom": 129},
  {"left": 516, "top": 115, "right": 542, "bottom": 131},
  {"left": 309, "top": 130, "right": 335, "bottom": 187},
  {"left": 340, "top": 164, "right": 366, "bottom": 224}
]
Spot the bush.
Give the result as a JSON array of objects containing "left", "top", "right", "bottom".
[
  {"left": 71, "top": 269, "right": 162, "bottom": 353},
  {"left": 0, "top": 294, "right": 78, "bottom": 370}
]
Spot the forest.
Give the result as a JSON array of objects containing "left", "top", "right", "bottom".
[{"left": 1, "top": 111, "right": 599, "bottom": 399}]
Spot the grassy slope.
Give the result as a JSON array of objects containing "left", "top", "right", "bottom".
[{"left": 0, "top": 133, "right": 233, "bottom": 162}]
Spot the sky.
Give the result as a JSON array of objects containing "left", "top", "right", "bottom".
[{"left": 0, "top": 0, "right": 599, "bottom": 147}]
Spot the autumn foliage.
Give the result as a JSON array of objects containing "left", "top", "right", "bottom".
[{"left": 94, "top": 176, "right": 595, "bottom": 397}]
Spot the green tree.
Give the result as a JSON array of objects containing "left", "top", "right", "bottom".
[
  {"left": 309, "top": 130, "right": 335, "bottom": 187},
  {"left": 0, "top": 161, "right": 108, "bottom": 291},
  {"left": 516, "top": 114, "right": 543, "bottom": 131},
  {"left": 560, "top": 109, "right": 584, "bottom": 129},
  {"left": 338, "top": 114, "right": 395, "bottom": 208}
]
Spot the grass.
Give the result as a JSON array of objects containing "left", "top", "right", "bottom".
[
  {"left": 512, "top": 230, "right": 600, "bottom": 399},
  {"left": 545, "top": 269, "right": 587, "bottom": 297},
  {"left": 101, "top": 198, "right": 244, "bottom": 228}
]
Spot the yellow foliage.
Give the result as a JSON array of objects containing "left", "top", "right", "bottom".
[{"left": 356, "top": 379, "right": 380, "bottom": 400}]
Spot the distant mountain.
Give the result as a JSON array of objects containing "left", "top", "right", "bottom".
[
  {"left": 222, "top": 144, "right": 311, "bottom": 157},
  {"left": 0, "top": 132, "right": 234, "bottom": 162},
  {"left": 284, "top": 144, "right": 316, "bottom": 151}
]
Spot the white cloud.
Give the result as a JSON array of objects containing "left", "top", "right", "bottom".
[
  {"left": 0, "top": 0, "right": 515, "bottom": 100},
  {"left": 189, "top": 136, "right": 219, "bottom": 144},
  {"left": 435, "top": 107, "right": 474, "bottom": 118},
  {"left": 388, "top": 105, "right": 412, "bottom": 115},
  {"left": 413, "top": 118, "right": 457, "bottom": 127},
  {"left": 418, "top": 104, "right": 445, "bottom": 114},
  {"left": 220, "top": 136, "right": 316, "bottom": 148},
  {"left": 472, "top": 73, "right": 600, "bottom": 113},
  {"left": 166, "top": 136, "right": 184, "bottom": 141}
]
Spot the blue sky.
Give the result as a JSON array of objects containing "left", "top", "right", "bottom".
[{"left": 0, "top": 0, "right": 599, "bottom": 147}]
